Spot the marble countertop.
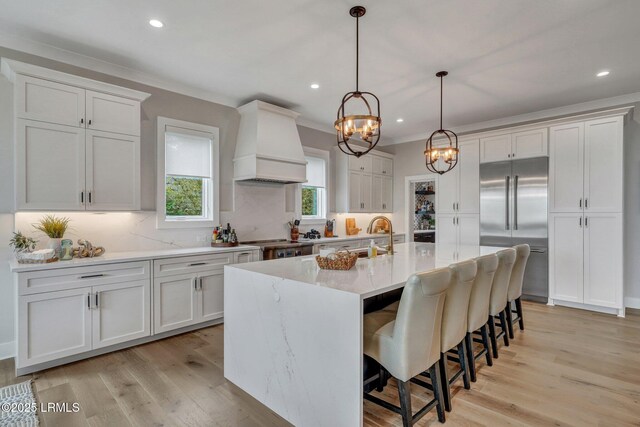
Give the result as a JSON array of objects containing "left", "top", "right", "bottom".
[
  {"left": 227, "top": 242, "right": 503, "bottom": 299},
  {"left": 297, "top": 232, "right": 404, "bottom": 245},
  {"left": 413, "top": 229, "right": 436, "bottom": 234},
  {"left": 10, "top": 245, "right": 260, "bottom": 273}
]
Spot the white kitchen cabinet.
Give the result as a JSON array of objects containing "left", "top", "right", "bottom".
[
  {"left": 480, "top": 129, "right": 547, "bottom": 163},
  {"left": 584, "top": 117, "right": 623, "bottom": 213},
  {"left": 18, "top": 287, "right": 93, "bottom": 367},
  {"left": 234, "top": 250, "right": 259, "bottom": 264},
  {"left": 86, "top": 90, "right": 141, "bottom": 136},
  {"left": 335, "top": 148, "right": 394, "bottom": 213},
  {"left": 15, "top": 75, "right": 85, "bottom": 128},
  {"left": 583, "top": 213, "right": 623, "bottom": 308},
  {"left": 16, "top": 119, "right": 86, "bottom": 210},
  {"left": 549, "top": 123, "right": 584, "bottom": 213},
  {"left": 479, "top": 134, "right": 511, "bottom": 163},
  {"left": 153, "top": 273, "right": 199, "bottom": 334},
  {"left": 92, "top": 280, "right": 150, "bottom": 349},
  {"left": 436, "top": 213, "right": 479, "bottom": 247},
  {"left": 85, "top": 130, "right": 140, "bottom": 210},
  {"left": 437, "top": 139, "right": 480, "bottom": 215},
  {"left": 199, "top": 271, "right": 225, "bottom": 322},
  {"left": 549, "top": 213, "right": 584, "bottom": 303},
  {"left": 436, "top": 214, "right": 458, "bottom": 245}
]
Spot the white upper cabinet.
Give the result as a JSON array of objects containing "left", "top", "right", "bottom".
[
  {"left": 16, "top": 120, "right": 86, "bottom": 210},
  {"left": 584, "top": 117, "right": 623, "bottom": 213},
  {"left": 437, "top": 139, "right": 479, "bottom": 215},
  {"left": 549, "top": 123, "right": 584, "bottom": 212},
  {"left": 15, "top": 75, "right": 85, "bottom": 128},
  {"left": 85, "top": 130, "right": 140, "bottom": 211},
  {"left": 4, "top": 59, "right": 150, "bottom": 211},
  {"left": 335, "top": 149, "right": 394, "bottom": 213},
  {"left": 86, "top": 90, "right": 140, "bottom": 136},
  {"left": 480, "top": 128, "right": 547, "bottom": 163}
]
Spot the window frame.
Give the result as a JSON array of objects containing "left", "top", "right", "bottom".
[
  {"left": 299, "top": 147, "right": 330, "bottom": 225},
  {"left": 156, "top": 117, "right": 220, "bottom": 229}
]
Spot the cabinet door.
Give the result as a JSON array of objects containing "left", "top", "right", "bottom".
[
  {"left": 234, "top": 250, "right": 258, "bottom": 263},
  {"left": 436, "top": 214, "right": 457, "bottom": 245},
  {"left": 457, "top": 139, "right": 480, "bottom": 213},
  {"left": 92, "top": 280, "right": 150, "bottom": 349},
  {"left": 381, "top": 157, "right": 393, "bottom": 176},
  {"left": 381, "top": 176, "right": 393, "bottom": 212},
  {"left": 437, "top": 165, "right": 458, "bottom": 214},
  {"left": 512, "top": 128, "right": 548, "bottom": 159},
  {"left": 583, "top": 213, "right": 622, "bottom": 308},
  {"left": 549, "top": 123, "right": 584, "bottom": 213},
  {"left": 86, "top": 90, "right": 140, "bottom": 136},
  {"left": 15, "top": 75, "right": 85, "bottom": 127},
  {"left": 457, "top": 214, "right": 480, "bottom": 246},
  {"left": 348, "top": 155, "right": 372, "bottom": 173},
  {"left": 18, "top": 287, "right": 92, "bottom": 368},
  {"left": 85, "top": 130, "right": 140, "bottom": 210},
  {"left": 153, "top": 273, "right": 198, "bottom": 334},
  {"left": 348, "top": 171, "right": 363, "bottom": 212},
  {"left": 480, "top": 134, "right": 511, "bottom": 163},
  {"left": 16, "top": 119, "right": 86, "bottom": 210},
  {"left": 371, "top": 175, "right": 383, "bottom": 212},
  {"left": 360, "top": 173, "right": 372, "bottom": 212},
  {"left": 372, "top": 156, "right": 383, "bottom": 175},
  {"left": 549, "top": 213, "right": 584, "bottom": 303},
  {"left": 199, "top": 270, "right": 225, "bottom": 322},
  {"left": 584, "top": 117, "right": 623, "bottom": 213}
]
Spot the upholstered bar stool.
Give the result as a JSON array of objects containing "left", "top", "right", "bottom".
[
  {"left": 487, "top": 248, "right": 516, "bottom": 359},
  {"left": 465, "top": 254, "right": 498, "bottom": 382},
  {"left": 436, "top": 260, "right": 477, "bottom": 412},
  {"left": 363, "top": 268, "right": 451, "bottom": 426},
  {"left": 505, "top": 244, "right": 531, "bottom": 339}
]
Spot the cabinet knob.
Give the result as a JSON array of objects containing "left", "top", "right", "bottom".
[
  {"left": 80, "top": 118, "right": 84, "bottom": 125},
  {"left": 88, "top": 119, "right": 92, "bottom": 125}
]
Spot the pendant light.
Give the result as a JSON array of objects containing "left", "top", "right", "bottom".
[
  {"left": 334, "top": 6, "right": 382, "bottom": 158},
  {"left": 424, "top": 71, "right": 459, "bottom": 175}
]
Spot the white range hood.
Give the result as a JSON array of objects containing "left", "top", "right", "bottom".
[{"left": 233, "top": 100, "right": 307, "bottom": 184}]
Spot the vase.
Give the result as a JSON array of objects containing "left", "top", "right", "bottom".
[
  {"left": 290, "top": 227, "right": 299, "bottom": 242},
  {"left": 48, "top": 238, "right": 62, "bottom": 258}
]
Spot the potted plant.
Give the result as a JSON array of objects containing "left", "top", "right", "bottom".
[
  {"left": 33, "top": 215, "right": 70, "bottom": 256},
  {"left": 9, "top": 231, "right": 38, "bottom": 263}
]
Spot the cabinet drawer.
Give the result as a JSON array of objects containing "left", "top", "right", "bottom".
[
  {"left": 18, "top": 261, "right": 150, "bottom": 296},
  {"left": 154, "top": 253, "right": 234, "bottom": 278},
  {"left": 392, "top": 235, "right": 405, "bottom": 244}
]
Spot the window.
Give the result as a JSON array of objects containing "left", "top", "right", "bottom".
[
  {"left": 301, "top": 148, "right": 329, "bottom": 222},
  {"left": 157, "top": 117, "right": 219, "bottom": 229}
]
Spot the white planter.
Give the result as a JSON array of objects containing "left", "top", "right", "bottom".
[{"left": 48, "top": 238, "right": 62, "bottom": 257}]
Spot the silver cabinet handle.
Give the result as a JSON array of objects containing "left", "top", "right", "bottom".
[
  {"left": 80, "top": 273, "right": 105, "bottom": 279},
  {"left": 579, "top": 198, "right": 582, "bottom": 208},
  {"left": 513, "top": 175, "right": 519, "bottom": 230},
  {"left": 189, "top": 262, "right": 206, "bottom": 266},
  {"left": 585, "top": 216, "right": 588, "bottom": 227},
  {"left": 579, "top": 217, "right": 582, "bottom": 227},
  {"left": 199, "top": 277, "right": 203, "bottom": 290},
  {"left": 193, "top": 277, "right": 198, "bottom": 290},
  {"left": 80, "top": 118, "right": 84, "bottom": 125},
  {"left": 95, "top": 292, "right": 99, "bottom": 308},
  {"left": 80, "top": 191, "right": 84, "bottom": 203},
  {"left": 585, "top": 198, "right": 588, "bottom": 209},
  {"left": 505, "top": 176, "right": 510, "bottom": 230},
  {"left": 87, "top": 293, "right": 91, "bottom": 309},
  {"left": 456, "top": 202, "right": 459, "bottom": 211},
  {"left": 88, "top": 191, "right": 93, "bottom": 204},
  {"left": 452, "top": 217, "right": 455, "bottom": 225},
  {"left": 452, "top": 203, "right": 455, "bottom": 211}
]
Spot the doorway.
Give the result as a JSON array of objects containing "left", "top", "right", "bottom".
[{"left": 404, "top": 174, "right": 438, "bottom": 243}]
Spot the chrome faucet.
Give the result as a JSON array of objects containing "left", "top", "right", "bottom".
[{"left": 366, "top": 216, "right": 394, "bottom": 255}]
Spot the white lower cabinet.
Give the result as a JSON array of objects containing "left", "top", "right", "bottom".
[
  {"left": 199, "top": 271, "right": 225, "bottom": 322},
  {"left": 550, "top": 212, "right": 623, "bottom": 312},
  {"left": 436, "top": 214, "right": 479, "bottom": 246},
  {"left": 153, "top": 273, "right": 198, "bottom": 333}
]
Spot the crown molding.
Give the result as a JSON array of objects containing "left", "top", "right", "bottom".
[
  {"left": 295, "top": 116, "right": 334, "bottom": 134},
  {"left": 385, "top": 91, "right": 640, "bottom": 146}
]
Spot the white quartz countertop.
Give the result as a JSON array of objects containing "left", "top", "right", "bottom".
[
  {"left": 227, "top": 242, "right": 503, "bottom": 299},
  {"left": 297, "top": 232, "right": 404, "bottom": 245},
  {"left": 414, "top": 229, "right": 436, "bottom": 234},
  {"left": 9, "top": 245, "right": 260, "bottom": 273}
]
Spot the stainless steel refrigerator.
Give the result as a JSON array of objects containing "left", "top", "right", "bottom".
[{"left": 480, "top": 157, "right": 548, "bottom": 301}]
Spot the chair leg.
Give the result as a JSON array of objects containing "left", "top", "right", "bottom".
[
  {"left": 428, "top": 362, "right": 446, "bottom": 423},
  {"left": 438, "top": 353, "right": 452, "bottom": 412},
  {"left": 397, "top": 380, "right": 413, "bottom": 427},
  {"left": 377, "top": 366, "right": 386, "bottom": 392},
  {"left": 516, "top": 297, "right": 525, "bottom": 330},
  {"left": 481, "top": 324, "right": 493, "bottom": 367},
  {"left": 505, "top": 302, "right": 515, "bottom": 339},
  {"left": 487, "top": 316, "right": 499, "bottom": 359},
  {"left": 465, "top": 332, "right": 477, "bottom": 382},
  {"left": 457, "top": 341, "right": 471, "bottom": 390},
  {"left": 499, "top": 309, "right": 510, "bottom": 347}
]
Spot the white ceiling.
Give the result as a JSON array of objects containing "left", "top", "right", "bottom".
[{"left": 1, "top": 0, "right": 640, "bottom": 143}]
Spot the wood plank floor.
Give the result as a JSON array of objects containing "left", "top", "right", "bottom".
[{"left": 1, "top": 302, "right": 639, "bottom": 426}]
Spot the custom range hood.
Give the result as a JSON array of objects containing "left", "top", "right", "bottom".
[{"left": 233, "top": 100, "right": 307, "bottom": 184}]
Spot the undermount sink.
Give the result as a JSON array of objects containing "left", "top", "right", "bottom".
[{"left": 355, "top": 248, "right": 388, "bottom": 258}]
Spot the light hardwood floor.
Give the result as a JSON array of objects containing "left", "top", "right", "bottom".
[{"left": 1, "top": 302, "right": 639, "bottom": 426}]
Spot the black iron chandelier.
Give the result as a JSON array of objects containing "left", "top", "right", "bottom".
[
  {"left": 424, "top": 71, "right": 459, "bottom": 174},
  {"left": 334, "top": 6, "right": 381, "bottom": 158}
]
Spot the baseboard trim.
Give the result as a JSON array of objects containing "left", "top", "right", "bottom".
[
  {"left": 0, "top": 341, "right": 15, "bottom": 361},
  {"left": 625, "top": 297, "right": 640, "bottom": 309}
]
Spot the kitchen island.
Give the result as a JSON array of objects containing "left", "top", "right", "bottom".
[{"left": 223, "top": 242, "right": 502, "bottom": 426}]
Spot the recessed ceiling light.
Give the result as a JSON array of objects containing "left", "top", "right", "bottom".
[
  {"left": 596, "top": 70, "right": 610, "bottom": 77},
  {"left": 149, "top": 19, "right": 164, "bottom": 28},
  {"left": 396, "top": 118, "right": 404, "bottom": 123},
  {"left": 310, "top": 83, "right": 320, "bottom": 89}
]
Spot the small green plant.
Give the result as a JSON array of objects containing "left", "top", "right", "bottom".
[
  {"left": 9, "top": 231, "right": 37, "bottom": 253},
  {"left": 33, "top": 215, "right": 71, "bottom": 238}
]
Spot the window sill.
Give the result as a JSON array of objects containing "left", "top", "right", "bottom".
[
  {"left": 156, "top": 216, "right": 215, "bottom": 230},
  {"left": 301, "top": 218, "right": 328, "bottom": 226}
]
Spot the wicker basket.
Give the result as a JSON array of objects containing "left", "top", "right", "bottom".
[
  {"left": 15, "top": 251, "right": 58, "bottom": 264},
  {"left": 316, "top": 250, "right": 358, "bottom": 270}
]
